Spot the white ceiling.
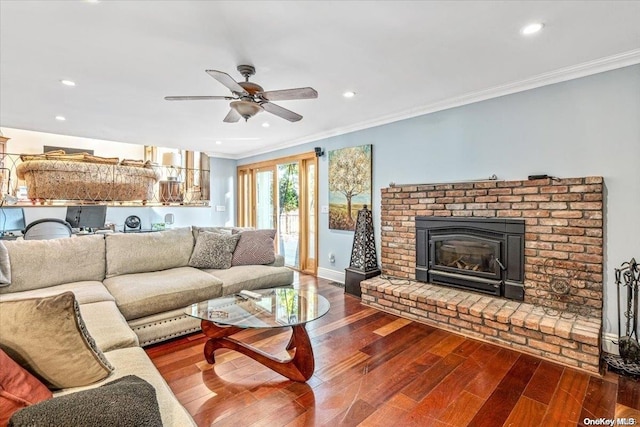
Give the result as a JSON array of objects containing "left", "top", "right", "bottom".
[{"left": 1, "top": 1, "right": 639, "bottom": 159}]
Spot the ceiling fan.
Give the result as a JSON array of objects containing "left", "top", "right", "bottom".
[{"left": 165, "top": 65, "right": 318, "bottom": 123}]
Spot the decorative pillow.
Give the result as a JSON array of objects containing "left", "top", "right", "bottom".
[
  {"left": 191, "top": 226, "right": 232, "bottom": 241},
  {"left": 189, "top": 232, "right": 240, "bottom": 269},
  {"left": 119, "top": 159, "right": 152, "bottom": 168},
  {"left": 8, "top": 375, "right": 162, "bottom": 427},
  {"left": 231, "top": 229, "right": 277, "bottom": 266},
  {"left": 0, "top": 349, "right": 53, "bottom": 426},
  {"left": 0, "top": 292, "right": 114, "bottom": 389},
  {"left": 0, "top": 241, "right": 10, "bottom": 286}
]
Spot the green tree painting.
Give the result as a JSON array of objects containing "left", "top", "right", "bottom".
[{"left": 328, "top": 144, "right": 372, "bottom": 230}]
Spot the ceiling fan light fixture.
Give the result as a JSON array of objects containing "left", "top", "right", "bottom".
[
  {"left": 167, "top": 66, "right": 316, "bottom": 123},
  {"left": 521, "top": 22, "right": 544, "bottom": 35},
  {"left": 230, "top": 100, "right": 263, "bottom": 121}
]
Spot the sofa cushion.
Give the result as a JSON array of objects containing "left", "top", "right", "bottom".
[
  {"left": 204, "top": 264, "right": 294, "bottom": 296},
  {"left": 0, "top": 281, "right": 114, "bottom": 305},
  {"left": 0, "top": 349, "right": 53, "bottom": 426},
  {"left": 191, "top": 225, "right": 232, "bottom": 241},
  {"left": 0, "top": 235, "right": 106, "bottom": 294},
  {"left": 231, "top": 229, "right": 276, "bottom": 266},
  {"left": 270, "top": 254, "right": 285, "bottom": 268},
  {"left": 79, "top": 301, "right": 139, "bottom": 352},
  {"left": 53, "top": 346, "right": 196, "bottom": 426},
  {"left": 103, "top": 267, "right": 223, "bottom": 320},
  {"left": 105, "top": 227, "right": 194, "bottom": 278},
  {"left": 189, "top": 231, "right": 240, "bottom": 269},
  {"left": 0, "top": 292, "right": 113, "bottom": 389},
  {"left": 9, "top": 375, "right": 162, "bottom": 427}
]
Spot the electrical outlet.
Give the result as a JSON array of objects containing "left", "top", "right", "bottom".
[
  {"left": 321, "top": 205, "right": 329, "bottom": 214},
  {"left": 329, "top": 252, "right": 335, "bottom": 263}
]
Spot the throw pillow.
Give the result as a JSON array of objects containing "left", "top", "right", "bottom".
[
  {"left": 0, "top": 241, "right": 10, "bottom": 286},
  {"left": 189, "top": 231, "right": 240, "bottom": 269},
  {"left": 0, "top": 349, "right": 53, "bottom": 426},
  {"left": 191, "top": 225, "right": 231, "bottom": 242},
  {"left": 231, "top": 229, "right": 277, "bottom": 266},
  {"left": 0, "top": 292, "right": 114, "bottom": 389},
  {"left": 8, "top": 375, "right": 162, "bottom": 427}
]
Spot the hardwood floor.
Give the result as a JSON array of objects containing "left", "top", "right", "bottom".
[{"left": 146, "top": 274, "right": 640, "bottom": 426}]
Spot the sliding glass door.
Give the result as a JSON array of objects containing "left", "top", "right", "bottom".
[
  {"left": 278, "top": 163, "right": 300, "bottom": 269},
  {"left": 255, "top": 168, "right": 276, "bottom": 229},
  {"left": 237, "top": 153, "right": 317, "bottom": 274},
  {"left": 303, "top": 160, "right": 316, "bottom": 273}
]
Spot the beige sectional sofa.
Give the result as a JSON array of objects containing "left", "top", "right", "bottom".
[{"left": 0, "top": 227, "right": 294, "bottom": 426}]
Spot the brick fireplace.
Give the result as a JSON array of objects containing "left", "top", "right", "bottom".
[{"left": 361, "top": 177, "right": 604, "bottom": 373}]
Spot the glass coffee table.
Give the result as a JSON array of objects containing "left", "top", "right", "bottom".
[{"left": 185, "top": 288, "right": 330, "bottom": 382}]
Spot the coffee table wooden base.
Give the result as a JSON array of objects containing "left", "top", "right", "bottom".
[{"left": 200, "top": 320, "right": 315, "bottom": 382}]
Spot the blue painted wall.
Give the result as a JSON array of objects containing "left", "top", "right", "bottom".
[
  {"left": 209, "top": 157, "right": 237, "bottom": 226},
  {"left": 235, "top": 64, "right": 640, "bottom": 336}
]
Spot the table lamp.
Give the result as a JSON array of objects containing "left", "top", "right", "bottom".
[{"left": 162, "top": 152, "right": 182, "bottom": 181}]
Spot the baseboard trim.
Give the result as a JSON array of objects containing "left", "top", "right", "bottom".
[{"left": 317, "top": 267, "right": 345, "bottom": 284}]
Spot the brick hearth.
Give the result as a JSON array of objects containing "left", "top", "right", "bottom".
[
  {"left": 361, "top": 277, "right": 600, "bottom": 373},
  {"left": 361, "top": 176, "right": 604, "bottom": 373}
]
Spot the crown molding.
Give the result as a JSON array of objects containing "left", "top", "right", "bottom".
[
  {"left": 203, "top": 151, "right": 237, "bottom": 159},
  {"left": 232, "top": 49, "right": 640, "bottom": 161}
]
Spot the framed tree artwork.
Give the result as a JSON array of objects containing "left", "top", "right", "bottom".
[{"left": 328, "top": 144, "right": 372, "bottom": 230}]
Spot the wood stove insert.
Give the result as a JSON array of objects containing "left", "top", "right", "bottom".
[{"left": 416, "top": 217, "right": 525, "bottom": 300}]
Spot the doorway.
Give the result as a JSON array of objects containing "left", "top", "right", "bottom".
[{"left": 237, "top": 152, "right": 317, "bottom": 275}]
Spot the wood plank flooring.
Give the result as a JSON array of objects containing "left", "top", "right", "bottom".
[{"left": 146, "top": 274, "right": 640, "bottom": 427}]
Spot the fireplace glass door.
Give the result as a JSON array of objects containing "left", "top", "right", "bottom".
[{"left": 431, "top": 235, "right": 501, "bottom": 280}]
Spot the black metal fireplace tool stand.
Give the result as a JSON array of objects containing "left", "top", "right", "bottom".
[{"left": 604, "top": 258, "right": 640, "bottom": 376}]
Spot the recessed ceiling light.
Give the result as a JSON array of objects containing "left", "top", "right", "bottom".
[
  {"left": 60, "top": 79, "right": 76, "bottom": 86},
  {"left": 343, "top": 91, "right": 356, "bottom": 98},
  {"left": 521, "top": 22, "right": 544, "bottom": 35},
  {"left": 215, "top": 140, "right": 222, "bottom": 145},
  {"left": 262, "top": 122, "right": 270, "bottom": 128},
  {"left": 55, "top": 116, "right": 66, "bottom": 121}
]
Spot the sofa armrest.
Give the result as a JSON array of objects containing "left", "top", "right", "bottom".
[{"left": 268, "top": 254, "right": 285, "bottom": 267}]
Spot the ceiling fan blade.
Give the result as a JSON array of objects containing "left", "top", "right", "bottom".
[
  {"left": 262, "top": 102, "right": 303, "bottom": 122},
  {"left": 223, "top": 108, "right": 242, "bottom": 123},
  {"left": 259, "top": 87, "right": 318, "bottom": 101},
  {"left": 164, "top": 95, "right": 235, "bottom": 101},
  {"left": 206, "top": 70, "right": 249, "bottom": 96}
]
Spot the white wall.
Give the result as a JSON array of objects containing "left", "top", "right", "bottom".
[
  {"left": 209, "top": 157, "right": 237, "bottom": 227},
  {"left": 17, "top": 205, "right": 214, "bottom": 231},
  {"left": 3, "top": 127, "right": 144, "bottom": 159}
]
